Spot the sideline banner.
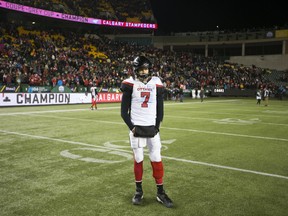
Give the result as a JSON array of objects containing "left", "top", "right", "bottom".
[
  {"left": 0, "top": 84, "right": 20, "bottom": 92},
  {"left": 0, "top": 92, "right": 123, "bottom": 107},
  {"left": 96, "top": 92, "right": 122, "bottom": 103}
]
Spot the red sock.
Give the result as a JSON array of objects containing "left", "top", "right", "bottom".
[
  {"left": 134, "top": 160, "right": 143, "bottom": 182},
  {"left": 151, "top": 161, "right": 164, "bottom": 185}
]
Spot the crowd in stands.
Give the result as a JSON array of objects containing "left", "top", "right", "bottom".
[
  {"left": 5, "top": 0, "right": 155, "bottom": 24},
  {"left": 1, "top": 20, "right": 282, "bottom": 98}
]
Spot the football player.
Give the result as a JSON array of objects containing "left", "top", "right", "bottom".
[
  {"left": 90, "top": 83, "right": 98, "bottom": 110},
  {"left": 120, "top": 56, "right": 173, "bottom": 208}
]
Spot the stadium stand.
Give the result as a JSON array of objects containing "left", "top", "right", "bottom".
[{"left": 0, "top": 0, "right": 287, "bottom": 99}]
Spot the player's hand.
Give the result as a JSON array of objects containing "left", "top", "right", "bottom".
[
  {"left": 131, "top": 127, "right": 136, "bottom": 135},
  {"left": 155, "top": 127, "right": 159, "bottom": 134}
]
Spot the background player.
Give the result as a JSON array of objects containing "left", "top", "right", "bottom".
[{"left": 90, "top": 83, "right": 98, "bottom": 110}]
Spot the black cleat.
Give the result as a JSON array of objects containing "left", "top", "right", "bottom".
[
  {"left": 156, "top": 192, "right": 173, "bottom": 208},
  {"left": 132, "top": 190, "right": 143, "bottom": 205}
]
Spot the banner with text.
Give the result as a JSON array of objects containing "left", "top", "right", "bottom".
[{"left": 0, "top": 92, "right": 123, "bottom": 107}]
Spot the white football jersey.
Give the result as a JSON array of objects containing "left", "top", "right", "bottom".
[
  {"left": 91, "top": 86, "right": 97, "bottom": 97},
  {"left": 123, "top": 76, "right": 163, "bottom": 126}
]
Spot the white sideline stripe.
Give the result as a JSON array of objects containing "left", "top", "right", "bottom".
[
  {"left": 2, "top": 109, "right": 288, "bottom": 142},
  {"left": 0, "top": 129, "right": 288, "bottom": 180},
  {"left": 165, "top": 116, "right": 288, "bottom": 127},
  {"left": 0, "top": 100, "right": 237, "bottom": 116},
  {"left": 163, "top": 99, "right": 240, "bottom": 106},
  {"left": 10, "top": 113, "right": 288, "bottom": 142},
  {"left": 162, "top": 127, "right": 288, "bottom": 142},
  {"left": 0, "top": 107, "right": 120, "bottom": 116},
  {"left": 3, "top": 108, "right": 287, "bottom": 127},
  {"left": 163, "top": 155, "right": 288, "bottom": 180}
]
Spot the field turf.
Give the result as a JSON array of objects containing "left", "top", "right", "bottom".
[{"left": 1, "top": 97, "right": 288, "bottom": 216}]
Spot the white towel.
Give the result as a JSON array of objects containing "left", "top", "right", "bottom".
[
  {"left": 138, "top": 138, "right": 147, "bottom": 148},
  {"left": 129, "top": 131, "right": 147, "bottom": 148}
]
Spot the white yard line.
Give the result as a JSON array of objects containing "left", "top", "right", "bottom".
[
  {"left": 161, "top": 126, "right": 288, "bottom": 142},
  {"left": 0, "top": 107, "right": 120, "bottom": 116},
  {"left": 165, "top": 115, "right": 288, "bottom": 127},
  {"left": 1, "top": 107, "right": 288, "bottom": 141},
  {"left": 0, "top": 129, "right": 288, "bottom": 180},
  {"left": 1, "top": 103, "right": 288, "bottom": 180},
  {"left": 6, "top": 112, "right": 288, "bottom": 141}
]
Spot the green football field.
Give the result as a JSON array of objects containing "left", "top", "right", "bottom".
[{"left": 1, "top": 97, "right": 288, "bottom": 216}]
